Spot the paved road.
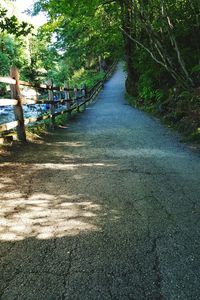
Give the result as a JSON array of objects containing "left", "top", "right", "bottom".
[{"left": 0, "top": 64, "right": 200, "bottom": 299}]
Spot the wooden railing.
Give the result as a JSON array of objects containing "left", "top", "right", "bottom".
[{"left": 0, "top": 63, "right": 116, "bottom": 141}]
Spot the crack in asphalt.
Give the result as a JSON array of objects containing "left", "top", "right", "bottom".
[
  {"left": 152, "top": 238, "right": 164, "bottom": 300},
  {"left": 61, "top": 242, "right": 78, "bottom": 300},
  {"left": 1, "top": 242, "right": 77, "bottom": 299}
]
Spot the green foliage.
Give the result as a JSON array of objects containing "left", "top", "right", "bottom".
[
  {"left": 135, "top": 51, "right": 165, "bottom": 104},
  {"left": 33, "top": 0, "right": 122, "bottom": 71},
  {"left": 137, "top": 71, "right": 154, "bottom": 101},
  {"left": 0, "top": 50, "right": 10, "bottom": 75},
  {"left": 0, "top": 0, "right": 121, "bottom": 90},
  {"left": 54, "top": 114, "right": 68, "bottom": 126},
  {"left": 0, "top": 33, "right": 27, "bottom": 75},
  {"left": 70, "top": 69, "right": 105, "bottom": 89},
  {"left": 0, "top": 6, "right": 33, "bottom": 36},
  {"left": 192, "top": 65, "right": 200, "bottom": 73},
  {"left": 178, "top": 91, "right": 192, "bottom": 99}
]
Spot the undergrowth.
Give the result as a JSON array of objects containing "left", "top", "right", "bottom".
[{"left": 126, "top": 91, "right": 200, "bottom": 145}]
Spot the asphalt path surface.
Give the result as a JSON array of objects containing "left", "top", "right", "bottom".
[{"left": 0, "top": 64, "right": 200, "bottom": 299}]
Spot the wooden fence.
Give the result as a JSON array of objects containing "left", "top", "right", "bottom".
[{"left": 0, "top": 63, "right": 116, "bottom": 141}]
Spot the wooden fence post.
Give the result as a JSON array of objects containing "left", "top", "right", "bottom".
[
  {"left": 64, "top": 81, "right": 71, "bottom": 111},
  {"left": 47, "top": 79, "right": 55, "bottom": 129},
  {"left": 74, "top": 86, "right": 79, "bottom": 111},
  {"left": 74, "top": 86, "right": 78, "bottom": 102},
  {"left": 82, "top": 84, "right": 87, "bottom": 110},
  {"left": 10, "top": 67, "right": 26, "bottom": 142}
]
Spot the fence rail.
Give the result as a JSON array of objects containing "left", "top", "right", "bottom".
[{"left": 0, "top": 62, "right": 116, "bottom": 141}]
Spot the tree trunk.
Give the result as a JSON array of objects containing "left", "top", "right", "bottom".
[{"left": 119, "top": 0, "right": 138, "bottom": 96}]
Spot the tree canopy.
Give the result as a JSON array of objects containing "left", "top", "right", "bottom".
[
  {"left": 0, "top": 5, "right": 33, "bottom": 36},
  {"left": 0, "top": 0, "right": 199, "bottom": 137}
]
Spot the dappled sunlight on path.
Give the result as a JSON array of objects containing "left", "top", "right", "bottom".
[
  {"left": 0, "top": 160, "right": 119, "bottom": 242},
  {"left": 0, "top": 193, "right": 101, "bottom": 241}
]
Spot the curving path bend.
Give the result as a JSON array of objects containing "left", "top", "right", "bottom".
[{"left": 0, "top": 64, "right": 200, "bottom": 299}]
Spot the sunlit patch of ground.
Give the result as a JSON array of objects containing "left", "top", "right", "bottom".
[
  {"left": 0, "top": 160, "right": 119, "bottom": 242},
  {"left": 0, "top": 191, "right": 103, "bottom": 241}
]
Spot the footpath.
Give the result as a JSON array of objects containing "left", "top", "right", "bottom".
[{"left": 0, "top": 64, "right": 200, "bottom": 299}]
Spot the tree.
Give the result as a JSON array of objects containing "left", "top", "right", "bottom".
[
  {"left": 0, "top": 5, "right": 33, "bottom": 36},
  {"left": 33, "top": 0, "right": 122, "bottom": 72},
  {"left": 119, "top": 0, "right": 200, "bottom": 90}
]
